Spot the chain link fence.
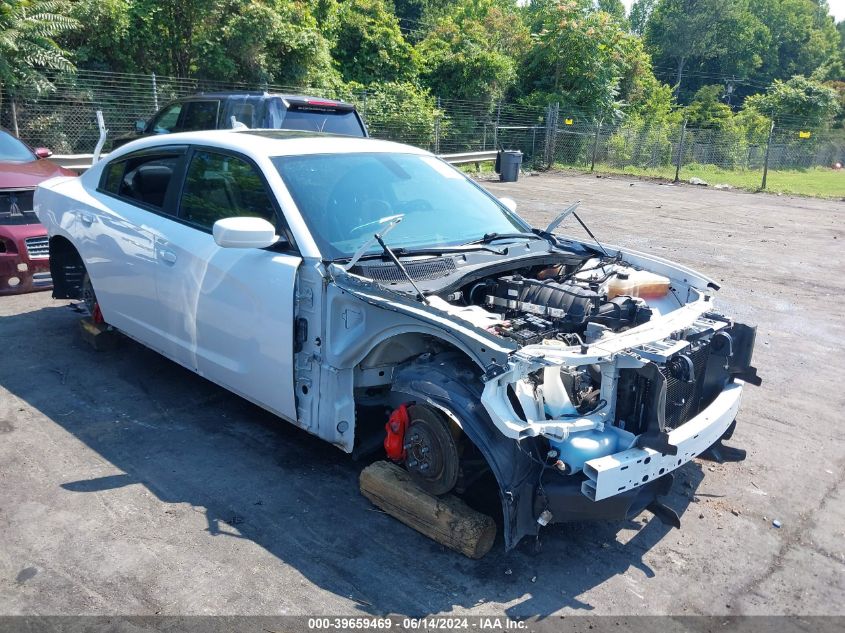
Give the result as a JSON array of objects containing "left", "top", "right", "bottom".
[
  {"left": 2, "top": 70, "right": 843, "bottom": 195},
  {"left": 0, "top": 71, "right": 553, "bottom": 163},
  {"left": 555, "top": 109, "right": 845, "bottom": 195}
]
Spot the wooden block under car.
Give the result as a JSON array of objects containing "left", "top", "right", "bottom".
[
  {"left": 359, "top": 460, "right": 497, "bottom": 559},
  {"left": 78, "top": 317, "right": 121, "bottom": 351}
]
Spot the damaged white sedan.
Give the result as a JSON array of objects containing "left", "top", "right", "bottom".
[{"left": 35, "top": 130, "right": 758, "bottom": 549}]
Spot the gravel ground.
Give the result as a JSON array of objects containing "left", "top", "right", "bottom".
[{"left": 0, "top": 172, "right": 843, "bottom": 617}]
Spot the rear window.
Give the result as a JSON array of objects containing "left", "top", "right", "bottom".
[
  {"left": 100, "top": 151, "right": 182, "bottom": 211},
  {"left": 281, "top": 106, "right": 365, "bottom": 136}
]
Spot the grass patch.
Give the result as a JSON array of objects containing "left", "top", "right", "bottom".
[
  {"left": 459, "top": 161, "right": 497, "bottom": 175},
  {"left": 556, "top": 163, "right": 845, "bottom": 198}
]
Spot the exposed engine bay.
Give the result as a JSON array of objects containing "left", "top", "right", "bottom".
[
  {"left": 330, "top": 235, "right": 759, "bottom": 550},
  {"left": 412, "top": 251, "right": 756, "bottom": 491},
  {"left": 425, "top": 254, "right": 676, "bottom": 356}
]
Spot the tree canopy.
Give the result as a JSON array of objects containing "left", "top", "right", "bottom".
[
  {"left": 1, "top": 0, "right": 843, "bottom": 134},
  {"left": 0, "top": 0, "right": 77, "bottom": 104}
]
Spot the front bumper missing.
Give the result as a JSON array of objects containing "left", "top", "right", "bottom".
[{"left": 582, "top": 381, "right": 743, "bottom": 501}]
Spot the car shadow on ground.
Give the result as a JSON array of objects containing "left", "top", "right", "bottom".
[{"left": 0, "top": 303, "right": 704, "bottom": 616}]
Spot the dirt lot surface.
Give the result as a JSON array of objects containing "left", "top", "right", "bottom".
[{"left": 1, "top": 172, "right": 843, "bottom": 617}]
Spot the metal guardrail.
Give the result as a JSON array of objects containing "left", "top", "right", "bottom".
[
  {"left": 51, "top": 154, "right": 102, "bottom": 173},
  {"left": 439, "top": 151, "right": 498, "bottom": 165},
  {"left": 50, "top": 149, "right": 498, "bottom": 174}
]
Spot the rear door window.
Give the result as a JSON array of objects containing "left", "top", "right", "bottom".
[
  {"left": 223, "top": 98, "right": 261, "bottom": 128},
  {"left": 100, "top": 150, "right": 184, "bottom": 212},
  {"left": 179, "top": 150, "right": 278, "bottom": 230},
  {"left": 180, "top": 100, "right": 221, "bottom": 132}
]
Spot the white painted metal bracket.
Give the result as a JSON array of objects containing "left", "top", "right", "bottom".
[{"left": 581, "top": 381, "right": 744, "bottom": 501}]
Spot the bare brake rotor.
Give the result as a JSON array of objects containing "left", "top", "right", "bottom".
[
  {"left": 81, "top": 273, "right": 97, "bottom": 316},
  {"left": 404, "top": 404, "right": 460, "bottom": 496}
]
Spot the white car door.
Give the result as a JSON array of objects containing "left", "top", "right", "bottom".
[
  {"left": 84, "top": 147, "right": 187, "bottom": 351},
  {"left": 152, "top": 147, "right": 301, "bottom": 422}
]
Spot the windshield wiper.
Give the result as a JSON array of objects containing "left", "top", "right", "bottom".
[
  {"left": 375, "top": 234, "right": 429, "bottom": 305},
  {"left": 463, "top": 232, "right": 543, "bottom": 245},
  {"left": 342, "top": 243, "right": 505, "bottom": 263},
  {"left": 342, "top": 213, "right": 428, "bottom": 304},
  {"left": 344, "top": 214, "right": 404, "bottom": 271}
]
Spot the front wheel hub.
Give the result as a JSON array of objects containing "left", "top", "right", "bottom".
[{"left": 403, "top": 404, "right": 459, "bottom": 496}]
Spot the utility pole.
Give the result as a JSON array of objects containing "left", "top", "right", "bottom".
[
  {"left": 761, "top": 119, "right": 775, "bottom": 190},
  {"left": 674, "top": 117, "right": 688, "bottom": 183}
]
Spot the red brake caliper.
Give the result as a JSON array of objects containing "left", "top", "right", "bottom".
[
  {"left": 384, "top": 404, "right": 410, "bottom": 461},
  {"left": 92, "top": 303, "right": 104, "bottom": 325}
]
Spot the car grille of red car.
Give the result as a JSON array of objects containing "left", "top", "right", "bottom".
[{"left": 25, "top": 236, "right": 49, "bottom": 259}]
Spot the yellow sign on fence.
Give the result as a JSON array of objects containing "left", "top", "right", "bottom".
[
  {"left": 799, "top": 131, "right": 812, "bottom": 139},
  {"left": 564, "top": 118, "right": 574, "bottom": 125}
]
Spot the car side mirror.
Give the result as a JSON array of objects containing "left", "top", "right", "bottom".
[
  {"left": 499, "top": 197, "right": 518, "bottom": 213},
  {"left": 213, "top": 217, "right": 278, "bottom": 249},
  {"left": 34, "top": 147, "right": 52, "bottom": 159},
  {"left": 135, "top": 120, "right": 147, "bottom": 133}
]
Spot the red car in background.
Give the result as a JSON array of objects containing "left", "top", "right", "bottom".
[{"left": 0, "top": 128, "right": 75, "bottom": 295}]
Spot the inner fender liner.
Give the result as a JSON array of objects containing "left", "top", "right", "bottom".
[
  {"left": 49, "top": 238, "right": 85, "bottom": 299},
  {"left": 392, "top": 352, "right": 543, "bottom": 551}
]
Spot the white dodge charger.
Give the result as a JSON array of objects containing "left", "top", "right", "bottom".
[{"left": 35, "top": 130, "right": 758, "bottom": 550}]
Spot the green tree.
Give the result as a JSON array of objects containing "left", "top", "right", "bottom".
[
  {"left": 645, "top": 0, "right": 769, "bottom": 100},
  {"left": 629, "top": 0, "right": 655, "bottom": 35},
  {"left": 61, "top": 0, "right": 131, "bottom": 71},
  {"left": 684, "top": 85, "right": 733, "bottom": 127},
  {"left": 0, "top": 0, "right": 77, "bottom": 107},
  {"left": 521, "top": 0, "right": 660, "bottom": 115},
  {"left": 744, "top": 75, "right": 841, "bottom": 126},
  {"left": 416, "top": 0, "right": 530, "bottom": 102},
  {"left": 194, "top": 0, "right": 341, "bottom": 88},
  {"left": 748, "top": 0, "right": 841, "bottom": 87},
  {"left": 350, "top": 80, "right": 439, "bottom": 146},
  {"left": 330, "top": 0, "right": 419, "bottom": 84},
  {"left": 596, "top": 0, "right": 625, "bottom": 20}
]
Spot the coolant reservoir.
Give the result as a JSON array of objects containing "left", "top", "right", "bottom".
[
  {"left": 550, "top": 430, "right": 619, "bottom": 473},
  {"left": 607, "top": 269, "right": 670, "bottom": 300},
  {"left": 541, "top": 367, "right": 578, "bottom": 418}
]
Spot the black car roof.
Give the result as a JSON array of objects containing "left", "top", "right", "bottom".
[
  {"left": 237, "top": 130, "right": 341, "bottom": 140},
  {"left": 179, "top": 92, "right": 349, "bottom": 104}
]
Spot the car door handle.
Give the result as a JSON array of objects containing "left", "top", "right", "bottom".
[
  {"left": 79, "top": 212, "right": 94, "bottom": 225},
  {"left": 159, "top": 249, "right": 177, "bottom": 264}
]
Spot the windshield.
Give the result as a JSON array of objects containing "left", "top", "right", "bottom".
[
  {"left": 0, "top": 190, "right": 38, "bottom": 225},
  {"left": 0, "top": 131, "right": 35, "bottom": 162},
  {"left": 273, "top": 152, "right": 527, "bottom": 259}
]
